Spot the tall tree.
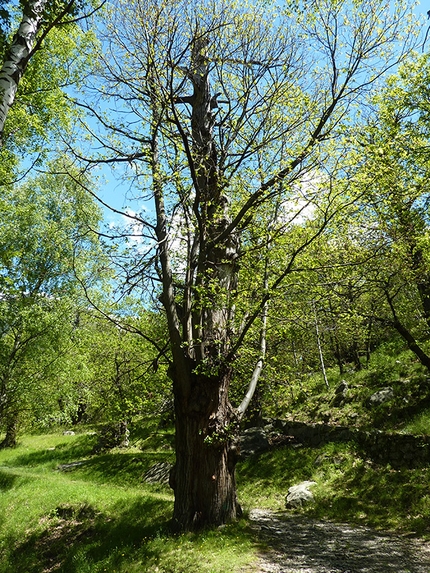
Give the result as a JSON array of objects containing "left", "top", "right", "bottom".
[
  {"left": 0, "top": 166, "right": 102, "bottom": 446},
  {"left": 80, "top": 0, "right": 418, "bottom": 530},
  {"left": 345, "top": 53, "right": 430, "bottom": 371}
]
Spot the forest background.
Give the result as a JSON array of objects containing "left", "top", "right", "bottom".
[{"left": 2, "top": 0, "right": 430, "bottom": 538}]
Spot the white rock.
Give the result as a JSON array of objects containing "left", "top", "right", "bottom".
[{"left": 285, "top": 481, "right": 317, "bottom": 508}]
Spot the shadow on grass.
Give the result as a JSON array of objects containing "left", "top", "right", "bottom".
[
  {"left": 133, "top": 422, "right": 175, "bottom": 452},
  {"left": 6, "top": 497, "right": 258, "bottom": 573},
  {"left": 10, "top": 434, "right": 97, "bottom": 468},
  {"left": 238, "top": 446, "right": 317, "bottom": 495},
  {"left": 309, "top": 460, "right": 430, "bottom": 535},
  {"left": 76, "top": 451, "right": 173, "bottom": 485},
  {"left": 8, "top": 433, "right": 174, "bottom": 489},
  {"left": 7, "top": 496, "right": 172, "bottom": 573},
  {"left": 57, "top": 450, "right": 174, "bottom": 488},
  {"left": 0, "top": 468, "right": 18, "bottom": 491},
  {"left": 238, "top": 444, "right": 430, "bottom": 537}
]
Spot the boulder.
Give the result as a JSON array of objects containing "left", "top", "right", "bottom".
[
  {"left": 367, "top": 387, "right": 394, "bottom": 407},
  {"left": 331, "top": 380, "right": 348, "bottom": 407},
  {"left": 58, "top": 461, "right": 86, "bottom": 472},
  {"left": 285, "top": 481, "right": 317, "bottom": 508},
  {"left": 335, "top": 380, "right": 348, "bottom": 394},
  {"left": 240, "top": 427, "right": 270, "bottom": 457}
]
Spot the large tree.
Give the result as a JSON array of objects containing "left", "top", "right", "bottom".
[
  {"left": 79, "top": 0, "right": 418, "bottom": 530},
  {"left": 337, "top": 53, "right": 430, "bottom": 372},
  {"left": 0, "top": 166, "right": 102, "bottom": 446}
]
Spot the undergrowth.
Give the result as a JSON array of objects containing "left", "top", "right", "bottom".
[
  {"left": 264, "top": 344, "right": 430, "bottom": 431},
  {"left": 238, "top": 443, "right": 430, "bottom": 538}
]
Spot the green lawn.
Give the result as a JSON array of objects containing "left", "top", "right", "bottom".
[
  {"left": 0, "top": 430, "right": 257, "bottom": 573},
  {"left": 1, "top": 419, "right": 429, "bottom": 572}
]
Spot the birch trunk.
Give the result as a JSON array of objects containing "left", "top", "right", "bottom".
[
  {"left": 313, "top": 301, "right": 329, "bottom": 390},
  {"left": 0, "top": 0, "right": 48, "bottom": 143}
]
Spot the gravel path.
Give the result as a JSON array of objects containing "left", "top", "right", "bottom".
[{"left": 248, "top": 509, "right": 430, "bottom": 573}]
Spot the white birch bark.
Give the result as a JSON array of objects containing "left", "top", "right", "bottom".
[
  {"left": 0, "top": 0, "right": 48, "bottom": 143},
  {"left": 313, "top": 300, "right": 329, "bottom": 390},
  {"left": 237, "top": 266, "right": 269, "bottom": 419}
]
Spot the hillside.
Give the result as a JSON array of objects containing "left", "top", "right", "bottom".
[{"left": 1, "top": 344, "right": 430, "bottom": 571}]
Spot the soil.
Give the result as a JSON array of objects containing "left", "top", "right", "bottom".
[{"left": 248, "top": 509, "right": 430, "bottom": 573}]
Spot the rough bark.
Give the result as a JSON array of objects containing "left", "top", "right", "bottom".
[
  {"left": 0, "top": 411, "right": 19, "bottom": 449},
  {"left": 170, "top": 368, "right": 240, "bottom": 530},
  {"left": 163, "top": 34, "right": 243, "bottom": 530}
]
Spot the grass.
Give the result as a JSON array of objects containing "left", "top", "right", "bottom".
[
  {"left": 238, "top": 442, "right": 430, "bottom": 537},
  {"left": 401, "top": 407, "right": 430, "bottom": 435},
  {"left": 3, "top": 347, "right": 430, "bottom": 573},
  {"left": 264, "top": 345, "right": 430, "bottom": 431},
  {"left": 0, "top": 429, "right": 258, "bottom": 573},
  {"left": 246, "top": 344, "right": 430, "bottom": 537}
]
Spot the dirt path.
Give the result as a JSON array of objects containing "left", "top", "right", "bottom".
[{"left": 248, "top": 509, "right": 430, "bottom": 573}]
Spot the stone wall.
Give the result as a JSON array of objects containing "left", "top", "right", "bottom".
[{"left": 269, "top": 419, "right": 430, "bottom": 469}]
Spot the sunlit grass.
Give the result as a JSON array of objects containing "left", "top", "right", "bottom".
[
  {"left": 0, "top": 430, "right": 257, "bottom": 573},
  {"left": 238, "top": 441, "right": 430, "bottom": 538},
  {"left": 2, "top": 391, "right": 430, "bottom": 573}
]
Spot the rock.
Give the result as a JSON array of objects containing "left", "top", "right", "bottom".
[
  {"left": 285, "top": 481, "right": 316, "bottom": 508},
  {"left": 63, "top": 430, "right": 75, "bottom": 435},
  {"left": 143, "top": 461, "right": 173, "bottom": 484},
  {"left": 367, "top": 387, "right": 394, "bottom": 407},
  {"left": 335, "top": 380, "right": 348, "bottom": 394},
  {"left": 58, "top": 461, "right": 86, "bottom": 472},
  {"left": 240, "top": 427, "right": 270, "bottom": 457},
  {"left": 332, "top": 380, "right": 348, "bottom": 407},
  {"left": 314, "top": 454, "right": 327, "bottom": 467}
]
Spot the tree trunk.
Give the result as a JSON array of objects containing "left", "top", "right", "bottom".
[
  {"left": 391, "top": 319, "right": 430, "bottom": 372},
  {"left": 0, "top": 0, "right": 49, "bottom": 143},
  {"left": 170, "top": 369, "right": 240, "bottom": 531},
  {"left": 385, "top": 290, "right": 430, "bottom": 372},
  {"left": 313, "top": 301, "right": 329, "bottom": 389},
  {"left": 0, "top": 412, "right": 19, "bottom": 449}
]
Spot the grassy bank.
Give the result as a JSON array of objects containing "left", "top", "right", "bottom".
[
  {"left": 239, "top": 442, "right": 430, "bottom": 536},
  {"left": 1, "top": 377, "right": 430, "bottom": 572},
  {"left": 0, "top": 429, "right": 257, "bottom": 573}
]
